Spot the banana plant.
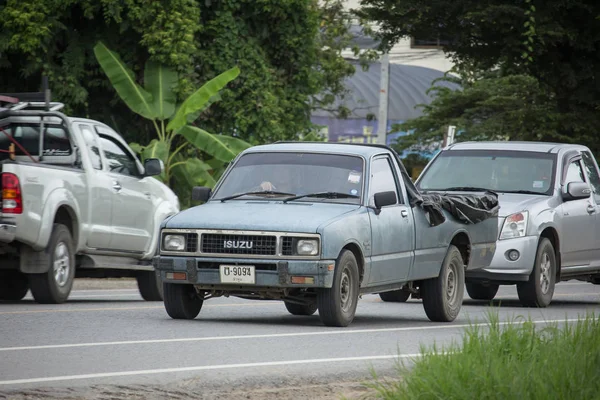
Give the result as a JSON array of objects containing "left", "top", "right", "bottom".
[{"left": 93, "top": 41, "right": 251, "bottom": 206}]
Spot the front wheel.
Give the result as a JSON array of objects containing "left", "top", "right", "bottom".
[
  {"left": 379, "top": 289, "right": 411, "bottom": 302},
  {"left": 137, "top": 270, "right": 164, "bottom": 301},
  {"left": 421, "top": 245, "right": 465, "bottom": 322},
  {"left": 466, "top": 282, "right": 499, "bottom": 301},
  {"left": 0, "top": 271, "right": 29, "bottom": 301},
  {"left": 317, "top": 250, "right": 360, "bottom": 327},
  {"left": 163, "top": 283, "right": 204, "bottom": 319},
  {"left": 517, "top": 238, "right": 556, "bottom": 307},
  {"left": 29, "top": 224, "right": 75, "bottom": 304},
  {"left": 284, "top": 301, "right": 318, "bottom": 316}
]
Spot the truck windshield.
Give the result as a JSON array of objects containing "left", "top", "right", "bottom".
[
  {"left": 417, "top": 149, "right": 557, "bottom": 195},
  {"left": 213, "top": 152, "right": 364, "bottom": 204}
]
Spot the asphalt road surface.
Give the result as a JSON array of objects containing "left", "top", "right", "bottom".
[{"left": 1, "top": 279, "right": 599, "bottom": 399}]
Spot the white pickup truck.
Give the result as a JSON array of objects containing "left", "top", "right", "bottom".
[{"left": 0, "top": 94, "right": 179, "bottom": 304}]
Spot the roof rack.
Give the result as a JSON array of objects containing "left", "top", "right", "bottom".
[{"left": 2, "top": 101, "right": 65, "bottom": 112}]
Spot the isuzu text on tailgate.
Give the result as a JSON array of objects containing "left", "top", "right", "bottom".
[{"left": 154, "top": 142, "right": 500, "bottom": 327}]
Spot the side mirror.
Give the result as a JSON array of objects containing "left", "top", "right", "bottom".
[
  {"left": 192, "top": 186, "right": 212, "bottom": 203},
  {"left": 144, "top": 158, "right": 164, "bottom": 177},
  {"left": 374, "top": 191, "right": 397, "bottom": 209},
  {"left": 562, "top": 181, "right": 591, "bottom": 201}
]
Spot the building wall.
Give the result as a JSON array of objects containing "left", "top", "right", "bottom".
[{"left": 342, "top": 0, "right": 454, "bottom": 73}]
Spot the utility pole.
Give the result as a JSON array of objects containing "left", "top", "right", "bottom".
[{"left": 376, "top": 52, "right": 390, "bottom": 145}]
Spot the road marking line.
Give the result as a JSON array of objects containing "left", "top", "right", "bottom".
[
  {"left": 554, "top": 292, "right": 600, "bottom": 297},
  {"left": 0, "top": 354, "right": 415, "bottom": 386},
  {"left": 0, "top": 317, "right": 587, "bottom": 352},
  {"left": 24, "top": 294, "right": 142, "bottom": 300},
  {"left": 0, "top": 302, "right": 280, "bottom": 315},
  {"left": 70, "top": 289, "right": 139, "bottom": 293}
]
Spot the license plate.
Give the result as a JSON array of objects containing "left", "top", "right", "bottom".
[{"left": 219, "top": 265, "right": 256, "bottom": 284}]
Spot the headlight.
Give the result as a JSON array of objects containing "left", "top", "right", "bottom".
[
  {"left": 499, "top": 211, "right": 529, "bottom": 240},
  {"left": 296, "top": 239, "right": 319, "bottom": 256},
  {"left": 163, "top": 234, "right": 185, "bottom": 251}
]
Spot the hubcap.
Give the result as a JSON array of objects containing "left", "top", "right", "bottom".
[
  {"left": 446, "top": 264, "right": 457, "bottom": 303},
  {"left": 340, "top": 266, "right": 353, "bottom": 312},
  {"left": 53, "top": 242, "right": 70, "bottom": 287},
  {"left": 539, "top": 252, "right": 552, "bottom": 294}
]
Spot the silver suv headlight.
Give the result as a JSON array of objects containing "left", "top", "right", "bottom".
[{"left": 499, "top": 211, "right": 529, "bottom": 240}]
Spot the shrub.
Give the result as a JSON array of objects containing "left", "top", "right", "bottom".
[{"left": 365, "top": 310, "right": 600, "bottom": 400}]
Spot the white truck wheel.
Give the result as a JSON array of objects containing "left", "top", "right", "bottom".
[{"left": 29, "top": 224, "right": 75, "bottom": 304}]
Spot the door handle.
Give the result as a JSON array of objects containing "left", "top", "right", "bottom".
[
  {"left": 587, "top": 204, "right": 596, "bottom": 214},
  {"left": 401, "top": 210, "right": 408, "bottom": 218},
  {"left": 144, "top": 191, "right": 151, "bottom": 199},
  {"left": 112, "top": 181, "right": 122, "bottom": 192}
]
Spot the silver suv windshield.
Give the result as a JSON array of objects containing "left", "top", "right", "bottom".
[
  {"left": 417, "top": 149, "right": 557, "bottom": 195},
  {"left": 213, "top": 152, "right": 365, "bottom": 204}
]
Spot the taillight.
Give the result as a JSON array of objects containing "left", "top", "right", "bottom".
[{"left": 2, "top": 173, "right": 23, "bottom": 214}]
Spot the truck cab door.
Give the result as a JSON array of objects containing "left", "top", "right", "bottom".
[
  {"left": 77, "top": 123, "right": 113, "bottom": 250},
  {"left": 366, "top": 155, "right": 415, "bottom": 285},
  {"left": 580, "top": 150, "right": 600, "bottom": 267},
  {"left": 96, "top": 127, "right": 155, "bottom": 254},
  {"left": 559, "top": 157, "right": 597, "bottom": 268}
]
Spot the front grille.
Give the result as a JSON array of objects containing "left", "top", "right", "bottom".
[
  {"left": 186, "top": 233, "right": 198, "bottom": 252},
  {"left": 201, "top": 234, "right": 277, "bottom": 255},
  {"left": 282, "top": 237, "right": 293, "bottom": 256},
  {"left": 197, "top": 262, "right": 277, "bottom": 271}
]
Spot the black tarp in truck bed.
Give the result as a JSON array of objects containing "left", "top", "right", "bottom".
[{"left": 391, "top": 149, "right": 500, "bottom": 227}]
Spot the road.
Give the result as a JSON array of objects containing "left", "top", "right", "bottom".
[{"left": 0, "top": 279, "right": 599, "bottom": 399}]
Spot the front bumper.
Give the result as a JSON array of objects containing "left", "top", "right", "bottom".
[
  {"left": 466, "top": 235, "right": 538, "bottom": 283},
  {"left": 0, "top": 223, "right": 16, "bottom": 243},
  {"left": 153, "top": 255, "right": 336, "bottom": 289}
]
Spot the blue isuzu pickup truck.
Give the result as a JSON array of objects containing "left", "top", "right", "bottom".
[{"left": 154, "top": 142, "right": 499, "bottom": 327}]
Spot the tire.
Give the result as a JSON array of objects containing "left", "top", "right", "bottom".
[
  {"left": 517, "top": 238, "right": 556, "bottom": 307},
  {"left": 466, "top": 282, "right": 499, "bottom": 301},
  {"left": 284, "top": 301, "right": 318, "bottom": 316},
  {"left": 163, "top": 283, "right": 203, "bottom": 319},
  {"left": 421, "top": 245, "right": 465, "bottom": 322},
  {"left": 0, "top": 271, "right": 29, "bottom": 301},
  {"left": 29, "top": 224, "right": 75, "bottom": 304},
  {"left": 317, "top": 249, "right": 360, "bottom": 327},
  {"left": 137, "top": 270, "right": 164, "bottom": 301},
  {"left": 379, "top": 289, "right": 411, "bottom": 302}
]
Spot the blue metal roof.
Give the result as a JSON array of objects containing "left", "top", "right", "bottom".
[{"left": 312, "top": 61, "right": 460, "bottom": 121}]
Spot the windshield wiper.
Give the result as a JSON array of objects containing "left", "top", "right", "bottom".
[
  {"left": 501, "top": 190, "right": 546, "bottom": 195},
  {"left": 283, "top": 191, "right": 360, "bottom": 203},
  {"left": 219, "top": 190, "right": 296, "bottom": 202}
]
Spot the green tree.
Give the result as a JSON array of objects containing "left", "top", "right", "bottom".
[
  {"left": 357, "top": 0, "right": 600, "bottom": 153},
  {"left": 93, "top": 41, "right": 251, "bottom": 208},
  {"left": 0, "top": 0, "right": 371, "bottom": 145},
  {"left": 391, "top": 70, "right": 561, "bottom": 153}
]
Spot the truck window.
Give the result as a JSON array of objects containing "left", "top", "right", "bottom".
[
  {"left": 580, "top": 151, "right": 600, "bottom": 203},
  {"left": 0, "top": 123, "right": 72, "bottom": 159},
  {"left": 98, "top": 135, "right": 139, "bottom": 177},
  {"left": 565, "top": 160, "right": 586, "bottom": 185},
  {"left": 368, "top": 157, "right": 400, "bottom": 207},
  {"left": 213, "top": 152, "right": 364, "bottom": 204},
  {"left": 79, "top": 124, "right": 102, "bottom": 170},
  {"left": 418, "top": 150, "right": 556, "bottom": 195}
]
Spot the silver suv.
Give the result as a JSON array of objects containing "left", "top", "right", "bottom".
[{"left": 416, "top": 141, "right": 600, "bottom": 307}]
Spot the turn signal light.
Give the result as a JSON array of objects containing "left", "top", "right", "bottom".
[
  {"left": 166, "top": 272, "right": 187, "bottom": 280},
  {"left": 291, "top": 276, "right": 315, "bottom": 284}
]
